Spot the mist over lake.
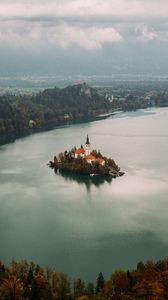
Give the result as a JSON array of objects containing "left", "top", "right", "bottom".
[{"left": 0, "top": 107, "right": 168, "bottom": 281}]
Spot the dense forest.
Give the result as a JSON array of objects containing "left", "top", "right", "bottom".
[
  {"left": 0, "top": 83, "right": 110, "bottom": 137},
  {"left": 1, "top": 258, "right": 168, "bottom": 299}
]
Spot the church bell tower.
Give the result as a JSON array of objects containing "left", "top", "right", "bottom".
[{"left": 85, "top": 135, "right": 91, "bottom": 156}]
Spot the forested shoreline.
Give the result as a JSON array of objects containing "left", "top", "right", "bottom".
[
  {"left": 1, "top": 258, "right": 168, "bottom": 299},
  {"left": 1, "top": 81, "right": 168, "bottom": 146},
  {"left": 0, "top": 83, "right": 109, "bottom": 138}
]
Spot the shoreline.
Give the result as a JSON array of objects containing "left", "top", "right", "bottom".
[
  {"left": 50, "top": 162, "right": 125, "bottom": 178},
  {"left": 0, "top": 110, "right": 121, "bottom": 146},
  {"left": 0, "top": 106, "right": 163, "bottom": 147}
]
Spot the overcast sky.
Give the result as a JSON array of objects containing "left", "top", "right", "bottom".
[{"left": 0, "top": 0, "right": 168, "bottom": 76}]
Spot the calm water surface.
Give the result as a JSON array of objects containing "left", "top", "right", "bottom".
[{"left": 1, "top": 107, "right": 168, "bottom": 281}]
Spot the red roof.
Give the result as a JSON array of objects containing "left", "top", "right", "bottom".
[
  {"left": 85, "top": 154, "right": 95, "bottom": 160},
  {"left": 75, "top": 148, "right": 85, "bottom": 154}
]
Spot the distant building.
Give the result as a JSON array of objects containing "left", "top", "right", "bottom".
[
  {"left": 29, "top": 119, "right": 36, "bottom": 128},
  {"left": 64, "top": 113, "right": 70, "bottom": 120},
  {"left": 75, "top": 147, "right": 85, "bottom": 158},
  {"left": 74, "top": 80, "right": 86, "bottom": 85},
  {"left": 85, "top": 154, "right": 96, "bottom": 164},
  {"left": 108, "top": 95, "right": 114, "bottom": 102},
  {"left": 74, "top": 136, "right": 105, "bottom": 166}
]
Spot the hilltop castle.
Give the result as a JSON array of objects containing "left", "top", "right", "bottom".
[{"left": 74, "top": 135, "right": 105, "bottom": 166}]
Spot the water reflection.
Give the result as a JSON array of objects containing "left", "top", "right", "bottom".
[{"left": 55, "top": 169, "right": 113, "bottom": 191}]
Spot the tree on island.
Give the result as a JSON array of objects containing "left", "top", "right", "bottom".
[{"left": 91, "top": 150, "right": 103, "bottom": 158}]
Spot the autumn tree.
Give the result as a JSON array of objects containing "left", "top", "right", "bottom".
[
  {"left": 2, "top": 274, "right": 23, "bottom": 300},
  {"left": 104, "top": 270, "right": 130, "bottom": 299},
  {"left": 30, "top": 269, "right": 52, "bottom": 300},
  {"left": 52, "top": 272, "right": 71, "bottom": 300},
  {"left": 133, "top": 279, "right": 164, "bottom": 299},
  {"left": 74, "top": 278, "right": 85, "bottom": 299},
  {"left": 85, "top": 282, "right": 95, "bottom": 298}
]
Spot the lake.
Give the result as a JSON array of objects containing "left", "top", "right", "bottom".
[{"left": 1, "top": 107, "right": 168, "bottom": 282}]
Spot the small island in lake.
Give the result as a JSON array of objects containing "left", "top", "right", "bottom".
[{"left": 49, "top": 136, "right": 124, "bottom": 178}]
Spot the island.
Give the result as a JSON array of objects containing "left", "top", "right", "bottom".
[{"left": 49, "top": 135, "right": 124, "bottom": 178}]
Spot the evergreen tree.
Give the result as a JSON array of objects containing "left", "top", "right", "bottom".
[{"left": 96, "top": 272, "right": 104, "bottom": 293}]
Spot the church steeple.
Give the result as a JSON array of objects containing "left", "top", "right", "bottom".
[
  {"left": 85, "top": 135, "right": 91, "bottom": 156},
  {"left": 86, "top": 135, "right": 90, "bottom": 145}
]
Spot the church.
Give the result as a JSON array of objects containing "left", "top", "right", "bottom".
[{"left": 74, "top": 135, "right": 105, "bottom": 166}]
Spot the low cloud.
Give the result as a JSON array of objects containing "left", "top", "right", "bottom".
[
  {"left": 136, "top": 24, "right": 158, "bottom": 41},
  {"left": 0, "top": 0, "right": 168, "bottom": 75},
  {"left": 46, "top": 24, "right": 122, "bottom": 49},
  {"left": 0, "top": 21, "right": 122, "bottom": 50},
  {"left": 0, "top": 0, "right": 167, "bottom": 50}
]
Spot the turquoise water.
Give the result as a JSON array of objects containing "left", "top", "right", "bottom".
[{"left": 0, "top": 107, "right": 168, "bottom": 281}]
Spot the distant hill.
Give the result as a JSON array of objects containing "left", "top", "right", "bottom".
[{"left": 0, "top": 82, "right": 110, "bottom": 140}]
